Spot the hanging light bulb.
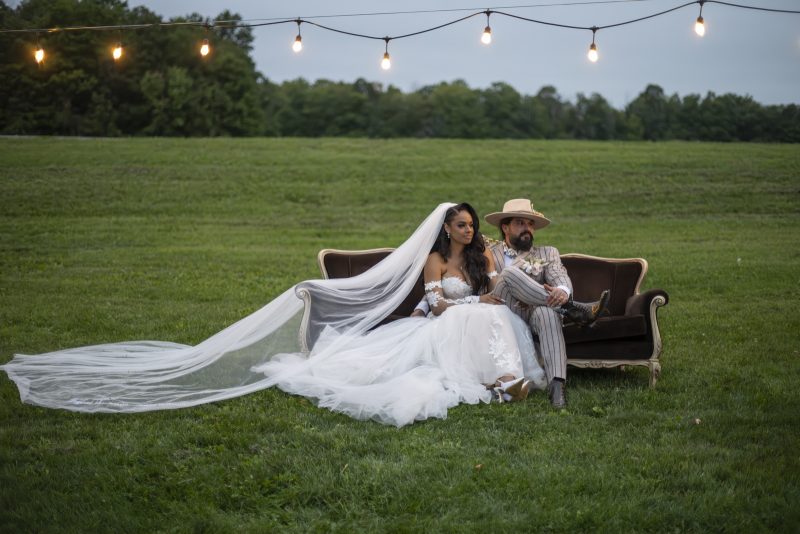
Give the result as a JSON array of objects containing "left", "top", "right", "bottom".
[
  {"left": 200, "top": 38, "right": 210, "bottom": 57},
  {"left": 292, "top": 20, "right": 303, "bottom": 53},
  {"left": 694, "top": 1, "right": 706, "bottom": 36},
  {"left": 34, "top": 45, "right": 45, "bottom": 64},
  {"left": 587, "top": 43, "right": 598, "bottom": 62},
  {"left": 481, "top": 11, "right": 492, "bottom": 45},
  {"left": 112, "top": 42, "right": 123, "bottom": 61},
  {"left": 694, "top": 16, "right": 705, "bottom": 36},
  {"left": 381, "top": 38, "right": 391, "bottom": 70},
  {"left": 481, "top": 26, "right": 492, "bottom": 45},
  {"left": 587, "top": 27, "right": 599, "bottom": 63}
]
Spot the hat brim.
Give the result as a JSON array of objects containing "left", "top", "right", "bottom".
[{"left": 484, "top": 211, "right": 551, "bottom": 229}]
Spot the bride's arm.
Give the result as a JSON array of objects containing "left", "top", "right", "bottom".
[{"left": 423, "top": 252, "right": 480, "bottom": 316}]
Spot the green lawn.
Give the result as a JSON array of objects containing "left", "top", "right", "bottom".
[{"left": 1, "top": 137, "right": 798, "bottom": 532}]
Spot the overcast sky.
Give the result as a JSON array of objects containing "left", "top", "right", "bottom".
[{"left": 26, "top": 0, "right": 800, "bottom": 107}]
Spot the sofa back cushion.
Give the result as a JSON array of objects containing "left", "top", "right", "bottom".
[
  {"left": 561, "top": 255, "right": 645, "bottom": 316},
  {"left": 319, "top": 250, "right": 646, "bottom": 320},
  {"left": 318, "top": 248, "right": 424, "bottom": 318},
  {"left": 319, "top": 249, "right": 393, "bottom": 279}
]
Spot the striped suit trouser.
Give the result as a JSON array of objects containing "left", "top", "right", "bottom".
[{"left": 492, "top": 266, "right": 567, "bottom": 382}]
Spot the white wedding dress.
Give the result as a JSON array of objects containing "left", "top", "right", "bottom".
[
  {"left": 0, "top": 203, "right": 544, "bottom": 427},
  {"left": 256, "top": 276, "right": 545, "bottom": 427}
]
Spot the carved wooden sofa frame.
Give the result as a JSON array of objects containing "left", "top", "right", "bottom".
[{"left": 298, "top": 248, "right": 669, "bottom": 387}]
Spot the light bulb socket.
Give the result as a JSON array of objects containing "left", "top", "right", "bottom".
[{"left": 696, "top": 16, "right": 704, "bottom": 24}]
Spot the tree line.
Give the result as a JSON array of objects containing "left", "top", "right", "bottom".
[{"left": 2, "top": 0, "right": 798, "bottom": 142}]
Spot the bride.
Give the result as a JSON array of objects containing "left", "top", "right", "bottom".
[{"left": 1, "top": 202, "right": 544, "bottom": 427}]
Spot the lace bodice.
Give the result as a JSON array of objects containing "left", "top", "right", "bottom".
[
  {"left": 424, "top": 271, "right": 498, "bottom": 315},
  {"left": 424, "top": 276, "right": 478, "bottom": 314},
  {"left": 441, "top": 276, "right": 473, "bottom": 299}
]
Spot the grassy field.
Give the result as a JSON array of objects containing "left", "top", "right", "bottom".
[{"left": 1, "top": 137, "right": 798, "bottom": 532}]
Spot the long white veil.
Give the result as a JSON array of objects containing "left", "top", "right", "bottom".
[{"left": 0, "top": 203, "right": 456, "bottom": 413}]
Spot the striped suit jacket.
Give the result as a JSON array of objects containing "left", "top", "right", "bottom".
[{"left": 488, "top": 241, "right": 573, "bottom": 295}]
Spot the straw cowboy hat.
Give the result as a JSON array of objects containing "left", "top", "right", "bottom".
[{"left": 484, "top": 198, "right": 551, "bottom": 229}]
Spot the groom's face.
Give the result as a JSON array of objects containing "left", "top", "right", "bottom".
[{"left": 503, "top": 218, "right": 535, "bottom": 251}]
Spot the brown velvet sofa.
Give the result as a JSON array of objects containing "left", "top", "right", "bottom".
[{"left": 303, "top": 247, "right": 669, "bottom": 387}]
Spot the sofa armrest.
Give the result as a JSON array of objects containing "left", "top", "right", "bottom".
[
  {"left": 624, "top": 289, "right": 669, "bottom": 317},
  {"left": 297, "top": 287, "right": 313, "bottom": 352}
]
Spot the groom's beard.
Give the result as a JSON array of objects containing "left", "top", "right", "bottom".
[{"left": 510, "top": 232, "right": 533, "bottom": 252}]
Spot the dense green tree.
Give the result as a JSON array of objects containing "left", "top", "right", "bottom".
[
  {"left": 368, "top": 85, "right": 421, "bottom": 138},
  {"left": 762, "top": 104, "right": 800, "bottom": 142},
  {"left": 625, "top": 84, "right": 675, "bottom": 140},
  {"left": 0, "top": 0, "right": 263, "bottom": 136},
  {"left": 532, "top": 86, "right": 571, "bottom": 139},
  {"left": 674, "top": 93, "right": 702, "bottom": 140},
  {"left": 572, "top": 92, "right": 616, "bottom": 140},
  {"left": 274, "top": 78, "right": 311, "bottom": 136},
  {"left": 481, "top": 82, "right": 524, "bottom": 138},
  {"left": 303, "top": 80, "right": 368, "bottom": 136},
  {"left": 419, "top": 80, "right": 489, "bottom": 138},
  {"left": 1, "top": 1, "right": 796, "bottom": 141}
]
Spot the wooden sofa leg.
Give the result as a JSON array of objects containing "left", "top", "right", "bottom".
[{"left": 649, "top": 362, "right": 661, "bottom": 388}]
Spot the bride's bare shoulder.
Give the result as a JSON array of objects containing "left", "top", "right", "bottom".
[
  {"left": 426, "top": 251, "right": 446, "bottom": 264},
  {"left": 424, "top": 252, "right": 447, "bottom": 276}
]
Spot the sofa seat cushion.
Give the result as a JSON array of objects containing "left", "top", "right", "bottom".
[
  {"left": 566, "top": 338, "right": 655, "bottom": 360},
  {"left": 563, "top": 314, "right": 647, "bottom": 344}
]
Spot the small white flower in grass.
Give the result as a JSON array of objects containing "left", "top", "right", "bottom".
[
  {"left": 693, "top": 418, "right": 702, "bottom": 425},
  {"left": 737, "top": 257, "right": 742, "bottom": 266}
]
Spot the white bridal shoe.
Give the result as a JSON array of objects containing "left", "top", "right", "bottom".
[{"left": 493, "top": 377, "right": 532, "bottom": 403}]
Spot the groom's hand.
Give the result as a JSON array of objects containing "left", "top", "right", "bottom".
[{"left": 543, "top": 284, "right": 568, "bottom": 307}]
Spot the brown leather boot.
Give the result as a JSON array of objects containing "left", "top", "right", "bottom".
[{"left": 559, "top": 290, "right": 610, "bottom": 327}]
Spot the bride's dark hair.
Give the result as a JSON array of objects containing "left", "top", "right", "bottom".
[{"left": 432, "top": 203, "right": 489, "bottom": 295}]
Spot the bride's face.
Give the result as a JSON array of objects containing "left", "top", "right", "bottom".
[{"left": 445, "top": 210, "right": 474, "bottom": 245}]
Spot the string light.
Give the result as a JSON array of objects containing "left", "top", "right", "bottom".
[
  {"left": 587, "top": 27, "right": 599, "bottom": 62},
  {"left": 7, "top": 1, "right": 800, "bottom": 72},
  {"left": 381, "top": 38, "right": 391, "bottom": 70},
  {"left": 481, "top": 10, "right": 492, "bottom": 45},
  {"left": 32, "top": 33, "right": 45, "bottom": 64},
  {"left": 34, "top": 39, "right": 45, "bottom": 64},
  {"left": 292, "top": 19, "right": 302, "bottom": 52},
  {"left": 695, "top": 1, "right": 706, "bottom": 36}
]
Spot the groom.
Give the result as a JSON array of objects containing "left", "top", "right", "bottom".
[{"left": 484, "top": 198, "right": 599, "bottom": 409}]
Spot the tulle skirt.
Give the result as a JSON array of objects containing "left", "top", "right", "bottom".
[{"left": 256, "top": 303, "right": 545, "bottom": 427}]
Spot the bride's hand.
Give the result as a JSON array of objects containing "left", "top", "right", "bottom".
[{"left": 479, "top": 294, "right": 505, "bottom": 305}]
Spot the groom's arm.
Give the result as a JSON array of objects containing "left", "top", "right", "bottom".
[
  {"left": 412, "top": 298, "right": 430, "bottom": 317},
  {"left": 543, "top": 246, "right": 573, "bottom": 297}
]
